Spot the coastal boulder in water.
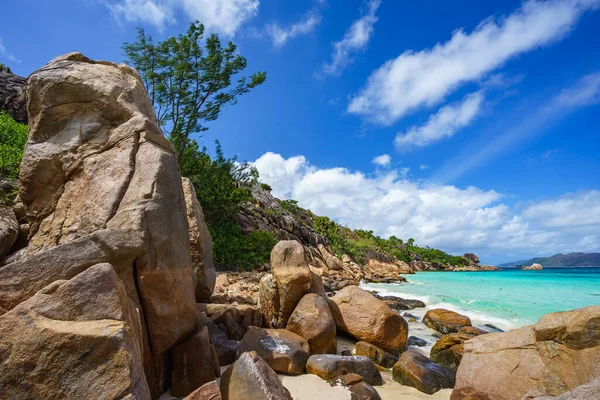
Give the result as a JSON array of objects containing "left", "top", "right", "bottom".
[
  {"left": 423, "top": 308, "right": 472, "bottom": 334},
  {"left": 522, "top": 263, "right": 543, "bottom": 270},
  {"left": 452, "top": 305, "right": 600, "bottom": 400}
]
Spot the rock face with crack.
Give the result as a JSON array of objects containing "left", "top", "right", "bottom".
[
  {"left": 451, "top": 306, "right": 600, "bottom": 400},
  {"left": 0, "top": 263, "right": 150, "bottom": 399},
  {"left": 0, "top": 52, "right": 202, "bottom": 398}
]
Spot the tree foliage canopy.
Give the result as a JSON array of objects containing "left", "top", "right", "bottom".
[{"left": 123, "top": 21, "right": 266, "bottom": 159}]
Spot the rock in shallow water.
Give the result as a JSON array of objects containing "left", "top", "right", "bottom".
[
  {"left": 306, "top": 354, "right": 383, "bottom": 386},
  {"left": 407, "top": 336, "right": 428, "bottom": 347},
  {"left": 392, "top": 350, "right": 456, "bottom": 395},
  {"left": 423, "top": 308, "right": 472, "bottom": 334}
]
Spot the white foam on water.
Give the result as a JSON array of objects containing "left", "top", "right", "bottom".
[{"left": 359, "top": 282, "right": 431, "bottom": 304}]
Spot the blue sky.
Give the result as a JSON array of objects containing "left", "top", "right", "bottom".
[{"left": 2, "top": 0, "right": 600, "bottom": 264}]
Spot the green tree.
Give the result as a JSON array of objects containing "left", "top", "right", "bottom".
[
  {"left": 183, "top": 140, "right": 258, "bottom": 224},
  {"left": 122, "top": 21, "right": 266, "bottom": 160}
]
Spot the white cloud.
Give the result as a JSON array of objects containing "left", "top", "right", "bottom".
[
  {"left": 435, "top": 72, "right": 600, "bottom": 183},
  {"left": 348, "top": 0, "right": 600, "bottom": 124},
  {"left": 419, "top": 164, "right": 429, "bottom": 170},
  {"left": 0, "top": 37, "right": 21, "bottom": 64},
  {"left": 181, "top": 0, "right": 259, "bottom": 36},
  {"left": 253, "top": 152, "right": 600, "bottom": 263},
  {"left": 395, "top": 91, "right": 484, "bottom": 151},
  {"left": 323, "top": 0, "right": 380, "bottom": 75},
  {"left": 267, "top": 10, "right": 321, "bottom": 47},
  {"left": 522, "top": 191, "right": 600, "bottom": 229},
  {"left": 106, "top": 0, "right": 259, "bottom": 35},
  {"left": 372, "top": 154, "right": 391, "bottom": 167}
]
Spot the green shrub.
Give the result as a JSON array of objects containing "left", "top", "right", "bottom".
[
  {"left": 0, "top": 111, "right": 27, "bottom": 181},
  {"left": 210, "top": 220, "right": 277, "bottom": 271},
  {"left": 260, "top": 182, "right": 272, "bottom": 192},
  {"left": 312, "top": 212, "right": 464, "bottom": 266}
]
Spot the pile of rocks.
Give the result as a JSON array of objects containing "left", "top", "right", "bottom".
[{"left": 1, "top": 53, "right": 597, "bottom": 400}]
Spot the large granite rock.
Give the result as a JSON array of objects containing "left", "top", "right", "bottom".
[
  {"left": 0, "top": 71, "right": 27, "bottom": 123},
  {"left": 220, "top": 351, "right": 293, "bottom": 400},
  {"left": 393, "top": 350, "right": 456, "bottom": 395},
  {"left": 524, "top": 378, "right": 600, "bottom": 400},
  {"left": 522, "top": 263, "right": 543, "bottom": 270},
  {"left": 423, "top": 309, "right": 472, "bottom": 334},
  {"left": 184, "top": 381, "right": 221, "bottom": 400},
  {"left": 237, "top": 327, "right": 310, "bottom": 375},
  {"left": 171, "top": 326, "right": 220, "bottom": 397},
  {"left": 355, "top": 341, "right": 398, "bottom": 368},
  {"left": 0, "top": 206, "right": 18, "bottom": 258},
  {"left": 452, "top": 306, "right": 600, "bottom": 400},
  {"left": 0, "top": 52, "right": 200, "bottom": 397},
  {"left": 259, "top": 273, "right": 280, "bottom": 328},
  {"left": 328, "top": 286, "right": 408, "bottom": 354},
  {"left": 286, "top": 293, "right": 337, "bottom": 355},
  {"left": 270, "top": 240, "right": 313, "bottom": 328},
  {"left": 182, "top": 177, "right": 215, "bottom": 303},
  {"left": 0, "top": 263, "right": 150, "bottom": 399},
  {"left": 430, "top": 327, "right": 487, "bottom": 371},
  {"left": 362, "top": 257, "right": 414, "bottom": 283},
  {"left": 371, "top": 292, "right": 425, "bottom": 310},
  {"left": 199, "top": 312, "right": 240, "bottom": 366},
  {"left": 306, "top": 354, "right": 383, "bottom": 386}
]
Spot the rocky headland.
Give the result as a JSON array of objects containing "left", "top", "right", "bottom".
[{"left": 0, "top": 54, "right": 598, "bottom": 400}]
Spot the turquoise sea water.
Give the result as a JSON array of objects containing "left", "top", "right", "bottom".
[{"left": 363, "top": 267, "right": 600, "bottom": 331}]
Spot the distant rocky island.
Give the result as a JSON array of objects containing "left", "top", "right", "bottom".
[{"left": 498, "top": 252, "right": 600, "bottom": 268}]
